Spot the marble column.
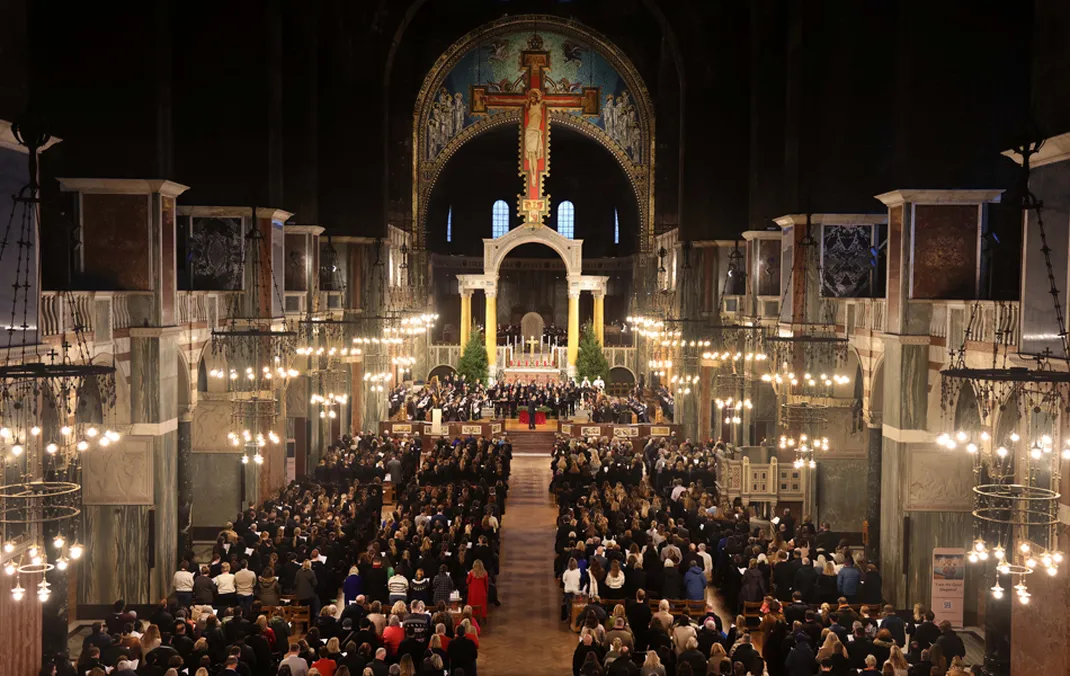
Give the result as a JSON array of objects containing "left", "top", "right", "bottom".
[
  {"left": 485, "top": 290, "right": 497, "bottom": 371},
  {"left": 177, "top": 410, "right": 193, "bottom": 561},
  {"left": 865, "top": 422, "right": 882, "bottom": 564},
  {"left": 567, "top": 290, "right": 580, "bottom": 372},
  {"left": 459, "top": 291, "right": 472, "bottom": 349},
  {"left": 593, "top": 291, "right": 605, "bottom": 346},
  {"left": 697, "top": 363, "right": 713, "bottom": 442}
]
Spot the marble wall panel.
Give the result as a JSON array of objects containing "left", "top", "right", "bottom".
[
  {"left": 1011, "top": 524, "right": 1070, "bottom": 674},
  {"left": 0, "top": 572, "right": 41, "bottom": 676},
  {"left": 886, "top": 206, "right": 904, "bottom": 334},
  {"left": 816, "top": 457, "right": 868, "bottom": 532},
  {"left": 82, "top": 194, "right": 150, "bottom": 290},
  {"left": 152, "top": 433, "right": 178, "bottom": 599},
  {"left": 79, "top": 505, "right": 151, "bottom": 604},
  {"left": 189, "top": 453, "right": 243, "bottom": 528},
  {"left": 911, "top": 205, "right": 978, "bottom": 299},
  {"left": 879, "top": 438, "right": 906, "bottom": 605},
  {"left": 903, "top": 511, "right": 978, "bottom": 622}
]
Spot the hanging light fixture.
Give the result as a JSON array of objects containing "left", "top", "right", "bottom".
[
  {"left": 938, "top": 139, "right": 1066, "bottom": 604},
  {"left": 0, "top": 117, "right": 99, "bottom": 601}
]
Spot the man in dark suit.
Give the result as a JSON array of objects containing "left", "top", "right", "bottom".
[
  {"left": 784, "top": 591, "right": 809, "bottom": 626},
  {"left": 913, "top": 610, "right": 941, "bottom": 650},
  {"left": 793, "top": 557, "right": 819, "bottom": 602},
  {"left": 626, "top": 590, "right": 653, "bottom": 650},
  {"left": 527, "top": 396, "right": 537, "bottom": 429}
]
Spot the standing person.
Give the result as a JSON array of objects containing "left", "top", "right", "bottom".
[
  {"left": 234, "top": 560, "right": 257, "bottom": 613},
  {"left": 256, "top": 566, "right": 281, "bottom": 606},
  {"left": 836, "top": 557, "right": 861, "bottom": 603},
  {"left": 213, "top": 563, "right": 237, "bottom": 608},
  {"left": 295, "top": 559, "right": 320, "bottom": 619},
  {"left": 172, "top": 561, "right": 195, "bottom": 609},
  {"left": 527, "top": 395, "right": 537, "bottom": 430},
  {"left": 432, "top": 564, "right": 455, "bottom": 606},
  {"left": 466, "top": 560, "right": 490, "bottom": 621}
]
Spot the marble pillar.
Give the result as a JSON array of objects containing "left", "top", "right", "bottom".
[
  {"left": 485, "top": 290, "right": 497, "bottom": 370},
  {"left": 593, "top": 291, "right": 605, "bottom": 346},
  {"left": 865, "top": 423, "right": 882, "bottom": 563},
  {"left": 567, "top": 291, "right": 579, "bottom": 372},
  {"left": 459, "top": 291, "right": 472, "bottom": 349},
  {"left": 177, "top": 411, "right": 193, "bottom": 561}
]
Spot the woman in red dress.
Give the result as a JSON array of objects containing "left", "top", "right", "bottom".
[{"left": 466, "top": 558, "right": 490, "bottom": 620}]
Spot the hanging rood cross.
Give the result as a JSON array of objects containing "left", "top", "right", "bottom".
[{"left": 469, "top": 34, "right": 600, "bottom": 226}]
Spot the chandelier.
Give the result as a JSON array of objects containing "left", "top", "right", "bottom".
[
  {"left": 778, "top": 402, "right": 830, "bottom": 469},
  {"left": 0, "top": 119, "right": 113, "bottom": 602},
  {"left": 209, "top": 206, "right": 299, "bottom": 464},
  {"left": 937, "top": 139, "right": 1067, "bottom": 604}
]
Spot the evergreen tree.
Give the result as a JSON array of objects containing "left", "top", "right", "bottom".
[
  {"left": 576, "top": 321, "right": 610, "bottom": 382},
  {"left": 457, "top": 327, "right": 489, "bottom": 384}
]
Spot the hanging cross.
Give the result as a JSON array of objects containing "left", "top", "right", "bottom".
[{"left": 470, "top": 35, "right": 600, "bottom": 226}]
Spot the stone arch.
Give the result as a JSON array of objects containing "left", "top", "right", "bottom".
[
  {"left": 411, "top": 14, "right": 656, "bottom": 251},
  {"left": 428, "top": 364, "right": 456, "bottom": 381},
  {"left": 485, "top": 223, "right": 582, "bottom": 278}
]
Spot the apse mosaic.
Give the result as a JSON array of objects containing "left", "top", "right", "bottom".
[
  {"left": 428, "top": 29, "right": 644, "bottom": 164},
  {"left": 821, "top": 224, "right": 873, "bottom": 298}
]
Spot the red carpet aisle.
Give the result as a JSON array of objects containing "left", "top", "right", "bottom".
[{"left": 477, "top": 455, "right": 576, "bottom": 675}]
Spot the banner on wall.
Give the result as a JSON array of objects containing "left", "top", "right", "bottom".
[{"left": 931, "top": 547, "right": 965, "bottom": 628}]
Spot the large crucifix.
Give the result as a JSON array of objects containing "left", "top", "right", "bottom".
[{"left": 470, "top": 35, "right": 600, "bottom": 226}]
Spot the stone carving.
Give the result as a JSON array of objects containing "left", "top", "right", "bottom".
[
  {"left": 82, "top": 437, "right": 154, "bottom": 505},
  {"left": 906, "top": 449, "right": 973, "bottom": 510},
  {"left": 192, "top": 399, "right": 234, "bottom": 452}
]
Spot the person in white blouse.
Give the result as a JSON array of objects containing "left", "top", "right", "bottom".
[
  {"left": 561, "top": 558, "right": 584, "bottom": 622},
  {"left": 213, "top": 562, "right": 237, "bottom": 607},
  {"left": 172, "top": 560, "right": 195, "bottom": 609}
]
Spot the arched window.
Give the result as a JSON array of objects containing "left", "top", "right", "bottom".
[
  {"left": 492, "top": 200, "right": 509, "bottom": 238},
  {"left": 446, "top": 206, "right": 453, "bottom": 243},
  {"left": 614, "top": 208, "right": 620, "bottom": 245},
  {"left": 557, "top": 200, "right": 575, "bottom": 239}
]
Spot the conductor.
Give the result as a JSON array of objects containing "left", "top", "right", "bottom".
[{"left": 527, "top": 396, "right": 537, "bottom": 430}]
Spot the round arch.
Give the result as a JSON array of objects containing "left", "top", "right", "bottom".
[
  {"left": 412, "top": 14, "right": 656, "bottom": 251},
  {"left": 428, "top": 364, "right": 456, "bottom": 381},
  {"left": 485, "top": 222, "right": 582, "bottom": 278}
]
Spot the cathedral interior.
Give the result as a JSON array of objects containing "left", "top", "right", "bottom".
[{"left": 2, "top": 1, "right": 1070, "bottom": 675}]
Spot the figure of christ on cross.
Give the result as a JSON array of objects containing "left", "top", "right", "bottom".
[{"left": 469, "top": 35, "right": 600, "bottom": 226}]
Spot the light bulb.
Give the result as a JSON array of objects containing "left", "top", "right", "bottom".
[
  {"left": 3, "top": 562, "right": 14, "bottom": 576},
  {"left": 45, "top": 442, "right": 58, "bottom": 454},
  {"left": 0, "top": 427, "right": 9, "bottom": 439},
  {"left": 11, "top": 444, "right": 22, "bottom": 456},
  {"left": 69, "top": 543, "right": 83, "bottom": 559},
  {"left": 1031, "top": 446, "right": 1042, "bottom": 460},
  {"left": 76, "top": 441, "right": 89, "bottom": 451},
  {"left": 1026, "top": 557, "right": 1037, "bottom": 569},
  {"left": 966, "top": 443, "right": 978, "bottom": 454},
  {"left": 996, "top": 446, "right": 1009, "bottom": 458},
  {"left": 1054, "top": 552, "right": 1064, "bottom": 564},
  {"left": 56, "top": 557, "right": 68, "bottom": 571},
  {"left": 98, "top": 436, "right": 110, "bottom": 447},
  {"left": 1048, "top": 566, "right": 1058, "bottom": 576},
  {"left": 1, "top": 541, "right": 12, "bottom": 554},
  {"left": 86, "top": 427, "right": 98, "bottom": 438},
  {"left": 968, "top": 552, "right": 979, "bottom": 563},
  {"left": 253, "top": 454, "right": 264, "bottom": 465},
  {"left": 1020, "top": 542, "right": 1031, "bottom": 553},
  {"left": 52, "top": 535, "right": 64, "bottom": 549},
  {"left": 60, "top": 426, "right": 71, "bottom": 436},
  {"left": 1018, "top": 591, "right": 1031, "bottom": 604},
  {"left": 106, "top": 430, "right": 120, "bottom": 442},
  {"left": 30, "top": 426, "right": 40, "bottom": 437},
  {"left": 1010, "top": 432, "right": 1020, "bottom": 442},
  {"left": 241, "top": 455, "right": 249, "bottom": 464},
  {"left": 11, "top": 585, "right": 24, "bottom": 601},
  {"left": 991, "top": 583, "right": 1003, "bottom": 599},
  {"left": 956, "top": 431, "right": 968, "bottom": 442}
]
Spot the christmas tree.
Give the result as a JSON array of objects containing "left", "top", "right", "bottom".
[
  {"left": 457, "top": 327, "right": 489, "bottom": 384},
  {"left": 576, "top": 321, "right": 609, "bottom": 382}
]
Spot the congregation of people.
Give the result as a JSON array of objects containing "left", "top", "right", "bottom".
[
  {"left": 63, "top": 429, "right": 511, "bottom": 676},
  {"left": 557, "top": 483, "right": 973, "bottom": 676}
]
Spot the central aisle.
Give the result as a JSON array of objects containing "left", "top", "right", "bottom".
[{"left": 478, "top": 455, "right": 576, "bottom": 675}]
